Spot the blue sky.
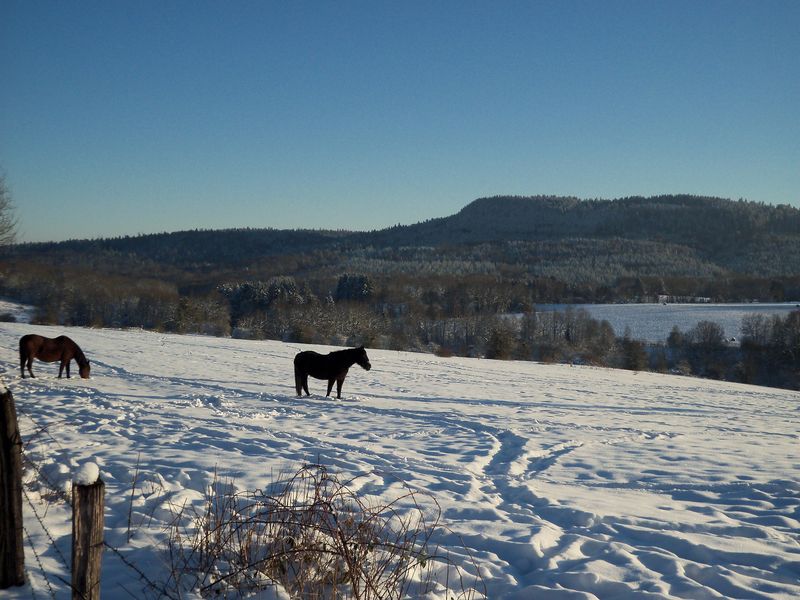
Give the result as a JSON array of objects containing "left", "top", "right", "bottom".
[{"left": 2, "top": 1, "right": 798, "bottom": 243}]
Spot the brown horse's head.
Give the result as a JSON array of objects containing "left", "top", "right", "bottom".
[
  {"left": 355, "top": 346, "right": 371, "bottom": 371},
  {"left": 79, "top": 360, "right": 91, "bottom": 379}
]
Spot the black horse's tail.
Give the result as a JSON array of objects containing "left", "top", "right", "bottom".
[
  {"left": 293, "top": 358, "right": 303, "bottom": 396},
  {"left": 18, "top": 335, "right": 30, "bottom": 362},
  {"left": 19, "top": 336, "right": 30, "bottom": 377}
]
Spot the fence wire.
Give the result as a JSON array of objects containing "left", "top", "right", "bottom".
[
  {"left": 22, "top": 524, "right": 55, "bottom": 600},
  {"left": 11, "top": 401, "right": 174, "bottom": 599}
]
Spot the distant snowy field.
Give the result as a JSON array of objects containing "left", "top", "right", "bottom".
[
  {"left": 1, "top": 320, "right": 799, "bottom": 599},
  {"left": 538, "top": 302, "right": 800, "bottom": 343},
  {"left": 0, "top": 298, "right": 34, "bottom": 323}
]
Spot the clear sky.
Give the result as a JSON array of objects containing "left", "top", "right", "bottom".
[{"left": 2, "top": 1, "right": 798, "bottom": 243}]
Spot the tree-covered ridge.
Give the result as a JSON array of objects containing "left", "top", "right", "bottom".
[
  {"left": 12, "top": 194, "right": 800, "bottom": 278},
  {"left": 5, "top": 194, "right": 800, "bottom": 309},
  {"left": 16, "top": 228, "right": 349, "bottom": 267},
  {"left": 376, "top": 194, "right": 800, "bottom": 249}
]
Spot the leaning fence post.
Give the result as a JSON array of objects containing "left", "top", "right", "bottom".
[
  {"left": 72, "top": 464, "right": 104, "bottom": 600},
  {"left": 0, "top": 387, "right": 25, "bottom": 589}
]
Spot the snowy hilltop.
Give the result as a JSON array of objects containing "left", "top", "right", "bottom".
[{"left": 1, "top": 322, "right": 798, "bottom": 599}]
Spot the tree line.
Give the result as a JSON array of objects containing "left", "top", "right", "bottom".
[{"left": 11, "top": 194, "right": 800, "bottom": 277}]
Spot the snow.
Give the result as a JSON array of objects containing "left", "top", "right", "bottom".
[
  {"left": 1, "top": 320, "right": 798, "bottom": 599},
  {"left": 0, "top": 299, "right": 34, "bottom": 324},
  {"left": 537, "top": 302, "right": 800, "bottom": 343},
  {"left": 73, "top": 461, "right": 100, "bottom": 486}
]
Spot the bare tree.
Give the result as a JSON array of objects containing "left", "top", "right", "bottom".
[{"left": 0, "top": 173, "right": 17, "bottom": 246}]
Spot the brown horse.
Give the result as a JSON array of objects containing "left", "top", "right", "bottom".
[
  {"left": 294, "top": 346, "right": 371, "bottom": 399},
  {"left": 19, "top": 334, "right": 91, "bottom": 379}
]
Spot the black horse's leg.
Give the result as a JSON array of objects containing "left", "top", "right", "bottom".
[
  {"left": 66, "top": 360, "right": 71, "bottom": 378},
  {"left": 326, "top": 379, "right": 335, "bottom": 397},
  {"left": 58, "top": 360, "right": 65, "bottom": 378},
  {"left": 336, "top": 376, "right": 345, "bottom": 399},
  {"left": 302, "top": 375, "right": 310, "bottom": 396}
]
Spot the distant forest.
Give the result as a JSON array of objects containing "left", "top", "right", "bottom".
[{"left": 2, "top": 195, "right": 799, "bottom": 389}]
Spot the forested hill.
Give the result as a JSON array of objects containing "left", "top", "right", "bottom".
[
  {"left": 365, "top": 194, "right": 800, "bottom": 249},
  {"left": 14, "top": 228, "right": 350, "bottom": 267},
  {"left": 8, "top": 194, "right": 800, "bottom": 281}
]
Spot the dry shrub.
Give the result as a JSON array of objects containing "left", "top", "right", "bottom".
[{"left": 163, "top": 464, "right": 483, "bottom": 599}]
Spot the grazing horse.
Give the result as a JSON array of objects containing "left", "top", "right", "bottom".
[
  {"left": 294, "top": 346, "right": 371, "bottom": 399},
  {"left": 19, "top": 334, "right": 91, "bottom": 379}
]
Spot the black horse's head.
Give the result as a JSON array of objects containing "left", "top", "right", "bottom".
[{"left": 355, "top": 346, "right": 371, "bottom": 371}]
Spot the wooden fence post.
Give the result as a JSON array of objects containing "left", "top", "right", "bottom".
[
  {"left": 72, "top": 477, "right": 104, "bottom": 600},
  {"left": 0, "top": 388, "right": 25, "bottom": 588}
]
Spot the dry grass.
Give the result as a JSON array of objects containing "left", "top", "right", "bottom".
[{"left": 162, "top": 464, "right": 483, "bottom": 599}]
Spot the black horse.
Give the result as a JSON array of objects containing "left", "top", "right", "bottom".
[
  {"left": 294, "top": 346, "right": 371, "bottom": 399},
  {"left": 19, "top": 334, "right": 91, "bottom": 379}
]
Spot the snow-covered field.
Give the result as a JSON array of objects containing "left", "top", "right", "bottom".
[
  {"left": 1, "top": 319, "right": 799, "bottom": 599},
  {"left": 538, "top": 303, "right": 800, "bottom": 343}
]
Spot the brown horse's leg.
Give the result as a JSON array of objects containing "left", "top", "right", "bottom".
[
  {"left": 26, "top": 358, "right": 35, "bottom": 378},
  {"left": 20, "top": 355, "right": 26, "bottom": 378}
]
